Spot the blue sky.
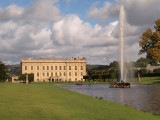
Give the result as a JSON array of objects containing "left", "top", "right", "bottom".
[{"left": 0, "top": 0, "right": 116, "bottom": 25}]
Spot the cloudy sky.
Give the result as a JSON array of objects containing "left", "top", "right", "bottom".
[{"left": 0, "top": 0, "right": 160, "bottom": 65}]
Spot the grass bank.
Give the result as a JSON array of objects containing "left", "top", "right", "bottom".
[
  {"left": 134, "top": 77, "right": 160, "bottom": 85},
  {"left": 46, "top": 81, "right": 109, "bottom": 85},
  {"left": 0, "top": 83, "right": 159, "bottom": 120}
]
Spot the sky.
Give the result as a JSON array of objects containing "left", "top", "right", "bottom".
[{"left": 0, "top": 0, "right": 160, "bottom": 65}]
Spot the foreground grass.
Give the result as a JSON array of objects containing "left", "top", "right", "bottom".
[
  {"left": 134, "top": 77, "right": 160, "bottom": 85},
  {"left": 0, "top": 83, "right": 159, "bottom": 120}
]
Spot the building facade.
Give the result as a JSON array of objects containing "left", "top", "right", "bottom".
[{"left": 21, "top": 57, "right": 87, "bottom": 82}]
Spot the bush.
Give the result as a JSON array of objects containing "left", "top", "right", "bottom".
[
  {"left": 153, "top": 68, "right": 160, "bottom": 73},
  {"left": 142, "top": 73, "right": 160, "bottom": 77}
]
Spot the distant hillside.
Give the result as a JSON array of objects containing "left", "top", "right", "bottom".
[
  {"left": 7, "top": 64, "right": 21, "bottom": 76},
  {"left": 87, "top": 64, "right": 109, "bottom": 70}
]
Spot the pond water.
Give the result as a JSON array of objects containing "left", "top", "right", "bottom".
[{"left": 58, "top": 84, "right": 160, "bottom": 114}]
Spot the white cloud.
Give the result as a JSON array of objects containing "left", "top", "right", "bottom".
[
  {"left": 0, "top": 0, "right": 159, "bottom": 65},
  {"left": 51, "top": 14, "right": 118, "bottom": 47},
  {"left": 87, "top": 1, "right": 120, "bottom": 24}
]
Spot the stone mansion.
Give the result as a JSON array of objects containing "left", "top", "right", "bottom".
[{"left": 21, "top": 57, "right": 87, "bottom": 82}]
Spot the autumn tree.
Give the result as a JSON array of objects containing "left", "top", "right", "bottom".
[{"left": 139, "top": 19, "right": 160, "bottom": 62}]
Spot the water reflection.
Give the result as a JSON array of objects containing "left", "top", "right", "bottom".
[{"left": 58, "top": 84, "right": 160, "bottom": 114}]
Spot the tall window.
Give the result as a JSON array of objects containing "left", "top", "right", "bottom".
[
  {"left": 55, "top": 72, "right": 57, "bottom": 76},
  {"left": 69, "top": 72, "right": 71, "bottom": 76},
  {"left": 81, "top": 72, "right": 83, "bottom": 76},
  {"left": 69, "top": 66, "right": 71, "bottom": 70},
  {"left": 75, "top": 66, "right": 77, "bottom": 70},
  {"left": 81, "top": 66, "right": 83, "bottom": 70},
  {"left": 25, "top": 66, "right": 27, "bottom": 70},
  {"left": 31, "top": 66, "right": 33, "bottom": 70},
  {"left": 55, "top": 66, "right": 57, "bottom": 70},
  {"left": 51, "top": 72, "right": 53, "bottom": 76},
  {"left": 60, "top": 72, "right": 61, "bottom": 76},
  {"left": 37, "top": 66, "right": 39, "bottom": 70},
  {"left": 47, "top": 66, "right": 49, "bottom": 70},
  {"left": 47, "top": 72, "right": 49, "bottom": 76},
  {"left": 64, "top": 66, "right": 66, "bottom": 70},
  {"left": 64, "top": 72, "right": 66, "bottom": 76},
  {"left": 75, "top": 78, "right": 77, "bottom": 81},
  {"left": 43, "top": 66, "right": 45, "bottom": 70},
  {"left": 37, "top": 72, "right": 39, "bottom": 77},
  {"left": 51, "top": 66, "right": 53, "bottom": 70},
  {"left": 43, "top": 73, "right": 45, "bottom": 77},
  {"left": 75, "top": 72, "right": 77, "bottom": 76},
  {"left": 59, "top": 66, "right": 61, "bottom": 70}
]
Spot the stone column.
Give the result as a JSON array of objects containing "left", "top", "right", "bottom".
[{"left": 26, "top": 74, "right": 29, "bottom": 84}]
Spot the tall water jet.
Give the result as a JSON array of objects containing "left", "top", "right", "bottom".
[{"left": 119, "top": 5, "right": 125, "bottom": 81}]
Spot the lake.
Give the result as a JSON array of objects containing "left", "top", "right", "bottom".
[{"left": 58, "top": 84, "right": 160, "bottom": 114}]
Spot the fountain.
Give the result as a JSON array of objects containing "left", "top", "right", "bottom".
[
  {"left": 109, "top": 5, "right": 130, "bottom": 88},
  {"left": 120, "top": 5, "right": 125, "bottom": 82}
]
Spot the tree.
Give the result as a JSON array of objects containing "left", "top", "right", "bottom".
[
  {"left": 109, "top": 61, "right": 119, "bottom": 68},
  {"left": 0, "top": 61, "right": 8, "bottom": 82},
  {"left": 139, "top": 19, "right": 160, "bottom": 61},
  {"left": 134, "top": 57, "right": 151, "bottom": 68},
  {"left": 19, "top": 73, "right": 34, "bottom": 83}
]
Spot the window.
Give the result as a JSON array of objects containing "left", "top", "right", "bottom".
[
  {"left": 25, "top": 66, "right": 27, "bottom": 70},
  {"left": 75, "top": 66, "right": 77, "bottom": 70},
  {"left": 69, "top": 66, "right": 71, "bottom": 70},
  {"left": 43, "top": 66, "right": 45, "bottom": 70},
  {"left": 47, "top": 66, "right": 49, "bottom": 70},
  {"left": 75, "top": 78, "right": 77, "bottom": 81},
  {"left": 75, "top": 72, "right": 77, "bottom": 76},
  {"left": 59, "top": 66, "right": 61, "bottom": 70},
  {"left": 55, "top": 66, "right": 57, "bottom": 70},
  {"left": 37, "top": 72, "right": 39, "bottom": 77},
  {"left": 51, "top": 66, "right": 53, "bottom": 70},
  {"left": 69, "top": 72, "right": 71, "bottom": 76},
  {"left": 43, "top": 73, "right": 45, "bottom": 77},
  {"left": 81, "top": 66, "right": 83, "bottom": 70},
  {"left": 55, "top": 72, "right": 57, "bottom": 76},
  {"left": 31, "top": 66, "right": 33, "bottom": 70},
  {"left": 64, "top": 66, "right": 66, "bottom": 70},
  {"left": 51, "top": 72, "right": 53, "bottom": 76},
  {"left": 60, "top": 72, "right": 61, "bottom": 76},
  {"left": 37, "top": 66, "right": 39, "bottom": 70},
  {"left": 81, "top": 72, "right": 83, "bottom": 76},
  {"left": 47, "top": 72, "right": 49, "bottom": 76},
  {"left": 64, "top": 72, "right": 66, "bottom": 76}
]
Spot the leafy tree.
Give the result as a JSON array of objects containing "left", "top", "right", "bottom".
[
  {"left": 83, "top": 75, "right": 89, "bottom": 81},
  {"left": 0, "top": 61, "right": 8, "bottom": 82},
  {"left": 19, "top": 73, "right": 34, "bottom": 83},
  {"left": 28, "top": 73, "right": 34, "bottom": 82},
  {"left": 109, "top": 61, "right": 119, "bottom": 68},
  {"left": 139, "top": 19, "right": 160, "bottom": 61},
  {"left": 102, "top": 74, "right": 108, "bottom": 82},
  {"left": 134, "top": 57, "right": 151, "bottom": 67},
  {"left": 18, "top": 74, "right": 26, "bottom": 80}
]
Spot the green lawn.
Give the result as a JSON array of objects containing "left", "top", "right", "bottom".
[
  {"left": 0, "top": 83, "right": 159, "bottom": 120},
  {"left": 134, "top": 77, "right": 160, "bottom": 85}
]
